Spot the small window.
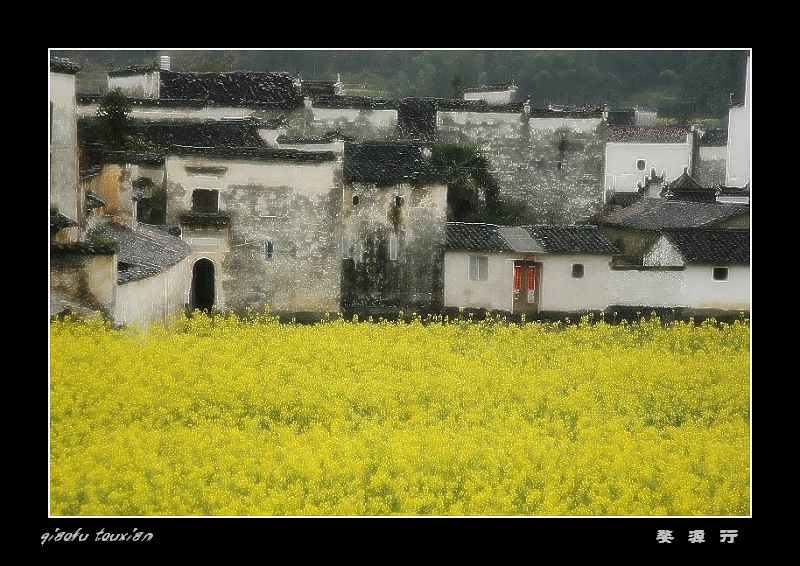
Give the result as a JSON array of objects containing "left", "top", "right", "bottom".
[
  {"left": 192, "top": 189, "right": 219, "bottom": 213},
  {"left": 571, "top": 263, "right": 584, "bottom": 278},
  {"left": 395, "top": 195, "right": 403, "bottom": 207},
  {"left": 352, "top": 194, "right": 360, "bottom": 206},
  {"left": 389, "top": 234, "right": 398, "bottom": 261},
  {"left": 265, "top": 240, "right": 274, "bottom": 261},
  {"left": 636, "top": 159, "right": 646, "bottom": 171},
  {"left": 713, "top": 267, "right": 728, "bottom": 281},
  {"left": 342, "top": 235, "right": 350, "bottom": 259},
  {"left": 469, "top": 256, "right": 488, "bottom": 281},
  {"left": 556, "top": 161, "right": 563, "bottom": 171}
]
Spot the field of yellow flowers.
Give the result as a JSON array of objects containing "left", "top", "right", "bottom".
[{"left": 49, "top": 311, "right": 750, "bottom": 516}]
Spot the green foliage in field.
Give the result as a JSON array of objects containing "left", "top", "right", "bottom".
[{"left": 49, "top": 311, "right": 750, "bottom": 516}]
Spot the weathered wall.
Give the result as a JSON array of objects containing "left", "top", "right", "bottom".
[
  {"left": 308, "top": 107, "right": 397, "bottom": 140},
  {"left": 341, "top": 182, "right": 447, "bottom": 310},
  {"left": 438, "top": 110, "right": 606, "bottom": 224},
  {"left": 165, "top": 153, "right": 342, "bottom": 314},
  {"left": 50, "top": 69, "right": 82, "bottom": 238},
  {"left": 695, "top": 146, "right": 727, "bottom": 187},
  {"left": 50, "top": 252, "right": 117, "bottom": 316},
  {"left": 115, "top": 258, "right": 191, "bottom": 327}
]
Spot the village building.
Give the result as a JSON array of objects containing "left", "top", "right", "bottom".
[
  {"left": 52, "top": 53, "right": 752, "bottom": 325},
  {"left": 444, "top": 223, "right": 618, "bottom": 316}
]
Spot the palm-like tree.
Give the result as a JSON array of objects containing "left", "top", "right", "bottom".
[{"left": 430, "top": 144, "right": 499, "bottom": 222}]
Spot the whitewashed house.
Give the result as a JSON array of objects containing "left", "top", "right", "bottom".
[
  {"left": 444, "top": 223, "right": 618, "bottom": 316},
  {"left": 642, "top": 228, "right": 750, "bottom": 311},
  {"left": 604, "top": 125, "right": 694, "bottom": 201}
]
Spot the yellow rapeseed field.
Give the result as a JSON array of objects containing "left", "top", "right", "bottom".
[{"left": 49, "top": 311, "right": 750, "bottom": 516}]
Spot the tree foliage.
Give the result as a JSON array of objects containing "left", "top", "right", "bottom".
[
  {"left": 431, "top": 144, "right": 501, "bottom": 222},
  {"left": 93, "top": 88, "right": 152, "bottom": 151}
]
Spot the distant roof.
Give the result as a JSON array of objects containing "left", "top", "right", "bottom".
[
  {"left": 524, "top": 225, "right": 619, "bottom": 254},
  {"left": 89, "top": 222, "right": 192, "bottom": 283},
  {"left": 464, "top": 82, "right": 517, "bottom": 92},
  {"left": 594, "top": 198, "right": 749, "bottom": 230},
  {"left": 699, "top": 128, "right": 728, "bottom": 147},
  {"left": 344, "top": 142, "right": 446, "bottom": 184},
  {"left": 666, "top": 169, "right": 703, "bottom": 190},
  {"left": 134, "top": 119, "right": 267, "bottom": 149},
  {"left": 156, "top": 70, "right": 304, "bottom": 108},
  {"left": 606, "top": 125, "right": 691, "bottom": 143},
  {"left": 446, "top": 223, "right": 513, "bottom": 251},
  {"left": 446, "top": 222, "right": 618, "bottom": 254},
  {"left": 312, "top": 95, "right": 398, "bottom": 110},
  {"left": 662, "top": 169, "right": 717, "bottom": 203},
  {"left": 663, "top": 228, "right": 750, "bottom": 264},
  {"left": 50, "top": 57, "right": 80, "bottom": 74}
]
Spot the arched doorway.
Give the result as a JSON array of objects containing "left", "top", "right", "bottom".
[{"left": 191, "top": 258, "right": 215, "bottom": 312}]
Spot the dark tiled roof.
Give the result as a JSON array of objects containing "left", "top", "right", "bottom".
[
  {"left": 108, "top": 65, "right": 156, "bottom": 77},
  {"left": 445, "top": 223, "right": 618, "bottom": 254},
  {"left": 312, "top": 95, "right": 398, "bottom": 110},
  {"left": 170, "top": 146, "right": 336, "bottom": 162},
  {"left": 50, "top": 209, "right": 78, "bottom": 235},
  {"left": 464, "top": 82, "right": 516, "bottom": 92},
  {"left": 606, "top": 110, "right": 636, "bottom": 126},
  {"left": 718, "top": 185, "right": 750, "bottom": 197},
  {"left": 85, "top": 192, "right": 107, "bottom": 209},
  {"left": 50, "top": 57, "right": 80, "bottom": 74},
  {"left": 158, "top": 70, "right": 303, "bottom": 108},
  {"left": 594, "top": 198, "right": 750, "bottom": 230},
  {"left": 699, "top": 129, "right": 728, "bottom": 147},
  {"left": 89, "top": 222, "right": 192, "bottom": 284},
  {"left": 528, "top": 106, "right": 605, "bottom": 118},
  {"left": 178, "top": 212, "right": 231, "bottom": 227},
  {"left": 607, "top": 192, "right": 642, "bottom": 209},
  {"left": 606, "top": 125, "right": 691, "bottom": 143},
  {"left": 667, "top": 169, "right": 703, "bottom": 190},
  {"left": 663, "top": 229, "right": 750, "bottom": 264},
  {"left": 445, "top": 222, "right": 513, "bottom": 251},
  {"left": 524, "top": 225, "right": 619, "bottom": 254},
  {"left": 134, "top": 119, "right": 267, "bottom": 149},
  {"left": 343, "top": 142, "right": 445, "bottom": 184},
  {"left": 301, "top": 81, "right": 337, "bottom": 96}
]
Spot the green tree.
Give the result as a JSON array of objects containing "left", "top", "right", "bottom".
[
  {"left": 96, "top": 88, "right": 134, "bottom": 150},
  {"left": 431, "top": 144, "right": 500, "bottom": 222},
  {"left": 94, "top": 88, "right": 152, "bottom": 151}
]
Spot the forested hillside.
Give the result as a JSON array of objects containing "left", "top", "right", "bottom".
[{"left": 51, "top": 49, "right": 749, "bottom": 122}]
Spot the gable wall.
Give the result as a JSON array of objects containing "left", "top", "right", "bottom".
[
  {"left": 605, "top": 141, "right": 693, "bottom": 194},
  {"left": 341, "top": 182, "right": 447, "bottom": 311},
  {"left": 51, "top": 70, "right": 82, "bottom": 236}
]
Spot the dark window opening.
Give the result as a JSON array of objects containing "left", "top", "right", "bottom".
[
  {"left": 266, "top": 240, "right": 274, "bottom": 261},
  {"left": 571, "top": 263, "right": 584, "bottom": 278},
  {"left": 191, "top": 258, "right": 215, "bottom": 312},
  {"left": 637, "top": 159, "right": 646, "bottom": 171},
  {"left": 192, "top": 189, "right": 219, "bottom": 213},
  {"left": 556, "top": 161, "right": 563, "bottom": 171},
  {"left": 352, "top": 194, "right": 360, "bottom": 206},
  {"left": 713, "top": 267, "right": 728, "bottom": 281},
  {"left": 395, "top": 195, "right": 403, "bottom": 207}
]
